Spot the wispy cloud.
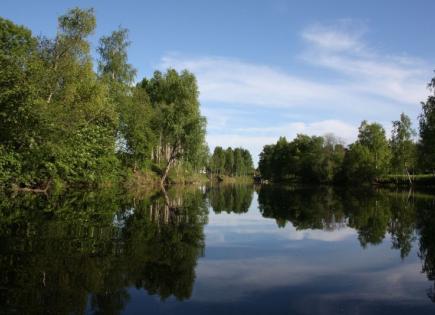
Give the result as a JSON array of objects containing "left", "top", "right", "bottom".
[
  {"left": 302, "top": 19, "right": 367, "bottom": 53},
  {"left": 300, "top": 20, "right": 428, "bottom": 104},
  {"left": 161, "top": 55, "right": 341, "bottom": 108}
]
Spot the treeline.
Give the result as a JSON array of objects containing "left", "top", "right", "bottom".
[
  {"left": 209, "top": 146, "right": 254, "bottom": 177},
  {"left": 259, "top": 79, "right": 435, "bottom": 184},
  {"left": 0, "top": 8, "right": 209, "bottom": 189}
]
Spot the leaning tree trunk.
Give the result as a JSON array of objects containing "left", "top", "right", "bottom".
[{"left": 160, "top": 157, "right": 175, "bottom": 187}]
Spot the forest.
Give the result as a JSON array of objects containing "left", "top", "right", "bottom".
[{"left": 0, "top": 7, "right": 254, "bottom": 190}]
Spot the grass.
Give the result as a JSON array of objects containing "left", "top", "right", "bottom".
[{"left": 210, "top": 175, "right": 254, "bottom": 184}]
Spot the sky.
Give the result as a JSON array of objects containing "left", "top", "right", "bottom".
[{"left": 2, "top": 0, "right": 435, "bottom": 164}]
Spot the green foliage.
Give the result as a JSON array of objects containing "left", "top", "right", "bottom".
[
  {"left": 419, "top": 76, "right": 435, "bottom": 172},
  {"left": 0, "top": 17, "right": 44, "bottom": 152},
  {"left": 210, "top": 146, "right": 254, "bottom": 177},
  {"left": 390, "top": 113, "right": 417, "bottom": 174},
  {"left": 259, "top": 123, "right": 393, "bottom": 184},
  {"left": 210, "top": 146, "right": 226, "bottom": 174},
  {"left": 257, "top": 185, "right": 419, "bottom": 253},
  {"left": 141, "top": 69, "right": 207, "bottom": 183},
  {"left": 343, "top": 121, "right": 391, "bottom": 183},
  {"left": 97, "top": 27, "right": 136, "bottom": 86},
  {"left": 209, "top": 184, "right": 254, "bottom": 214},
  {"left": 259, "top": 134, "right": 344, "bottom": 183},
  {"left": 0, "top": 9, "right": 208, "bottom": 189}
]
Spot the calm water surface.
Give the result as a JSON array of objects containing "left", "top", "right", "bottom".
[{"left": 1, "top": 185, "right": 435, "bottom": 314}]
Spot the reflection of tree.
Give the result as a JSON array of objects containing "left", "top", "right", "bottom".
[
  {"left": 258, "top": 185, "right": 347, "bottom": 230},
  {"left": 340, "top": 190, "right": 391, "bottom": 248},
  {"left": 257, "top": 186, "right": 418, "bottom": 254},
  {"left": 208, "top": 184, "right": 254, "bottom": 214},
  {"left": 415, "top": 196, "right": 435, "bottom": 303},
  {"left": 123, "top": 187, "right": 207, "bottom": 301},
  {"left": 388, "top": 192, "right": 416, "bottom": 258},
  {"left": 0, "top": 187, "right": 208, "bottom": 314}
]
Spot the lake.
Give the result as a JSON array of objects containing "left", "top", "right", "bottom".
[{"left": 1, "top": 185, "right": 435, "bottom": 314}]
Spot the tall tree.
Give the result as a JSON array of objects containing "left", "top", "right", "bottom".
[
  {"left": 97, "top": 27, "right": 136, "bottom": 86},
  {"left": 357, "top": 121, "right": 391, "bottom": 172},
  {"left": 0, "top": 18, "right": 45, "bottom": 186},
  {"left": 419, "top": 76, "right": 435, "bottom": 173},
  {"left": 143, "top": 69, "right": 206, "bottom": 185},
  {"left": 343, "top": 121, "right": 391, "bottom": 183},
  {"left": 224, "top": 147, "right": 234, "bottom": 176},
  {"left": 390, "top": 113, "right": 416, "bottom": 177},
  {"left": 210, "top": 146, "right": 225, "bottom": 175}
]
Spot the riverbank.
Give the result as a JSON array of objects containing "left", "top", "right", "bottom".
[
  {"left": 376, "top": 174, "right": 435, "bottom": 187},
  {"left": 255, "top": 174, "right": 435, "bottom": 188}
]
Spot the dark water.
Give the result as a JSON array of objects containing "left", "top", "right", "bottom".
[{"left": 1, "top": 185, "right": 435, "bottom": 315}]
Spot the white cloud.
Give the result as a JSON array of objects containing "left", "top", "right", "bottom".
[
  {"left": 206, "top": 120, "right": 358, "bottom": 163},
  {"left": 161, "top": 55, "right": 341, "bottom": 107},
  {"left": 300, "top": 21, "right": 428, "bottom": 104},
  {"left": 302, "top": 20, "right": 366, "bottom": 53}
]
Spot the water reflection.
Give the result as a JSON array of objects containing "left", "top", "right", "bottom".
[
  {"left": 0, "top": 188, "right": 207, "bottom": 314},
  {"left": 0, "top": 185, "right": 435, "bottom": 314},
  {"left": 257, "top": 185, "right": 418, "bottom": 255},
  {"left": 208, "top": 184, "right": 253, "bottom": 214}
]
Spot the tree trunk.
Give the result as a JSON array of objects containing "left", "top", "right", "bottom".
[
  {"left": 13, "top": 179, "right": 51, "bottom": 194},
  {"left": 160, "top": 158, "right": 175, "bottom": 187}
]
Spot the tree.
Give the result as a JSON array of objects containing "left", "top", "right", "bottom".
[
  {"left": 419, "top": 76, "right": 435, "bottom": 173},
  {"left": 209, "top": 146, "right": 253, "bottom": 177},
  {"left": 343, "top": 121, "right": 391, "bottom": 183},
  {"left": 390, "top": 113, "right": 416, "bottom": 178},
  {"left": 259, "top": 144, "right": 275, "bottom": 180},
  {"left": 321, "top": 133, "right": 345, "bottom": 183},
  {"left": 97, "top": 27, "right": 136, "bottom": 86},
  {"left": 43, "top": 7, "right": 97, "bottom": 104},
  {"left": 119, "top": 85, "right": 156, "bottom": 168},
  {"left": 224, "top": 147, "right": 234, "bottom": 175},
  {"left": 38, "top": 8, "right": 119, "bottom": 185},
  {"left": 143, "top": 69, "right": 206, "bottom": 185},
  {"left": 0, "top": 17, "right": 43, "bottom": 152},
  {"left": 210, "top": 146, "right": 225, "bottom": 175},
  {"left": 241, "top": 149, "right": 254, "bottom": 175},
  {"left": 275, "top": 137, "right": 293, "bottom": 181},
  {"left": 1, "top": 9, "right": 120, "bottom": 187}
]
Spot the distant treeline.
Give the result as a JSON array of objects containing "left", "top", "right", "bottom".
[
  {"left": 0, "top": 7, "right": 253, "bottom": 190},
  {"left": 209, "top": 147, "right": 254, "bottom": 177},
  {"left": 259, "top": 79, "right": 435, "bottom": 184}
]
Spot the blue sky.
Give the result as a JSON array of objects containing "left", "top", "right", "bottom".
[{"left": 2, "top": 0, "right": 435, "bottom": 163}]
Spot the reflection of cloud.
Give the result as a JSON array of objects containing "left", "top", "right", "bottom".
[
  {"left": 194, "top": 257, "right": 333, "bottom": 302},
  {"left": 206, "top": 196, "right": 357, "bottom": 244},
  {"left": 197, "top": 193, "right": 427, "bottom": 306},
  {"left": 194, "top": 254, "right": 427, "bottom": 304},
  {"left": 207, "top": 214, "right": 356, "bottom": 243}
]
